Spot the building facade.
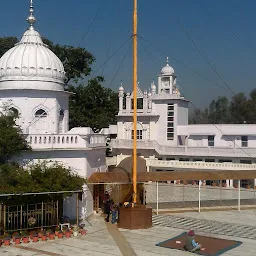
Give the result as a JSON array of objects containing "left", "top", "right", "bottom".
[
  {"left": 0, "top": 2, "right": 106, "bottom": 218},
  {"left": 106, "top": 59, "right": 256, "bottom": 188}
]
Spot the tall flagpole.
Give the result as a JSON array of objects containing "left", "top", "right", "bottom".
[{"left": 132, "top": 0, "right": 138, "bottom": 206}]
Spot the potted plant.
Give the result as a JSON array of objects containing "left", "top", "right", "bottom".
[
  {"left": 55, "top": 226, "right": 60, "bottom": 236},
  {"left": 12, "top": 231, "right": 19, "bottom": 242},
  {"left": 46, "top": 229, "right": 52, "bottom": 237},
  {"left": 48, "top": 230, "right": 55, "bottom": 240},
  {"left": 183, "top": 181, "right": 188, "bottom": 185},
  {"left": 32, "top": 233, "right": 39, "bottom": 243},
  {"left": 57, "top": 231, "right": 64, "bottom": 239},
  {"left": 192, "top": 181, "right": 197, "bottom": 185},
  {"left": 29, "top": 231, "right": 37, "bottom": 239},
  {"left": 21, "top": 231, "right": 29, "bottom": 243},
  {"left": 41, "top": 233, "right": 47, "bottom": 241},
  {"left": 222, "top": 183, "right": 227, "bottom": 187},
  {"left": 72, "top": 225, "right": 79, "bottom": 237},
  {"left": 63, "top": 227, "right": 71, "bottom": 238},
  {"left": 80, "top": 229, "right": 87, "bottom": 236},
  {"left": 3, "top": 234, "right": 11, "bottom": 246},
  {"left": 246, "top": 184, "right": 251, "bottom": 189},
  {"left": 13, "top": 233, "right": 21, "bottom": 245},
  {"left": 212, "top": 182, "right": 217, "bottom": 187}
]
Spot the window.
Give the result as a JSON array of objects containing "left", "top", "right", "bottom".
[
  {"left": 241, "top": 136, "right": 248, "bottom": 147},
  {"left": 35, "top": 109, "right": 47, "bottom": 117},
  {"left": 167, "top": 104, "right": 174, "bottom": 140},
  {"left": 208, "top": 135, "right": 214, "bottom": 147},
  {"left": 131, "top": 130, "right": 142, "bottom": 140}
]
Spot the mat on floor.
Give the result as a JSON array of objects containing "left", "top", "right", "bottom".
[{"left": 156, "top": 232, "right": 242, "bottom": 255}]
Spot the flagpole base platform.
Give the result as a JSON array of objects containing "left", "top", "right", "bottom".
[{"left": 117, "top": 205, "right": 152, "bottom": 229}]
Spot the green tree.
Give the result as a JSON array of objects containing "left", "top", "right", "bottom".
[
  {"left": 0, "top": 37, "right": 18, "bottom": 57},
  {"left": 208, "top": 96, "right": 230, "bottom": 123},
  {"left": 229, "top": 93, "right": 248, "bottom": 123},
  {"left": 0, "top": 161, "right": 86, "bottom": 204},
  {"left": 68, "top": 76, "right": 118, "bottom": 132},
  {"left": 0, "top": 112, "right": 30, "bottom": 164}
]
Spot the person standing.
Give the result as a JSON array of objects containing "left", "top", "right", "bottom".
[{"left": 104, "top": 199, "right": 111, "bottom": 222}]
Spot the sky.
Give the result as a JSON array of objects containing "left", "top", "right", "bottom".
[{"left": 1, "top": 0, "right": 256, "bottom": 109}]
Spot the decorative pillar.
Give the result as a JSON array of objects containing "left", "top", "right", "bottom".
[
  {"left": 230, "top": 179, "right": 233, "bottom": 188},
  {"left": 118, "top": 85, "right": 124, "bottom": 112},
  {"left": 126, "top": 93, "right": 131, "bottom": 112},
  {"left": 143, "top": 91, "right": 148, "bottom": 113}
]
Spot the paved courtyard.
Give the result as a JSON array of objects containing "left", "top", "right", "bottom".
[{"left": 2, "top": 210, "right": 256, "bottom": 255}]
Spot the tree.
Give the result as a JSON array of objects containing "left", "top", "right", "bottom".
[
  {"left": 0, "top": 112, "right": 30, "bottom": 164},
  {"left": 229, "top": 93, "right": 248, "bottom": 123},
  {"left": 208, "top": 96, "right": 230, "bottom": 124},
  {"left": 68, "top": 77, "right": 119, "bottom": 132},
  {"left": 0, "top": 161, "right": 86, "bottom": 204},
  {"left": 0, "top": 37, "right": 18, "bottom": 57},
  {"left": 0, "top": 37, "right": 95, "bottom": 84}
]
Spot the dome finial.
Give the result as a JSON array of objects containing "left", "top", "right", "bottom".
[
  {"left": 26, "top": 0, "right": 36, "bottom": 30},
  {"left": 166, "top": 56, "right": 169, "bottom": 66}
]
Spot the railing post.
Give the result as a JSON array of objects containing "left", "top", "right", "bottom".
[
  {"left": 76, "top": 193, "right": 79, "bottom": 226},
  {"left": 57, "top": 200, "right": 59, "bottom": 225},
  {"left": 3, "top": 205, "right": 6, "bottom": 231},
  {"left": 41, "top": 202, "right": 44, "bottom": 227},
  {"left": 20, "top": 205, "right": 23, "bottom": 230}
]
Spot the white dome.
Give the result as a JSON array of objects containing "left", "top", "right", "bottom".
[
  {"left": 0, "top": 28, "right": 66, "bottom": 89},
  {"left": 161, "top": 63, "right": 174, "bottom": 75},
  {"left": 160, "top": 57, "right": 174, "bottom": 75}
]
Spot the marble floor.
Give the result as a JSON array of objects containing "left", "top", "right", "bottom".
[{"left": 2, "top": 211, "right": 256, "bottom": 255}]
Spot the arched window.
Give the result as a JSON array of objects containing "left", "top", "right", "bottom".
[{"left": 35, "top": 109, "right": 47, "bottom": 117}]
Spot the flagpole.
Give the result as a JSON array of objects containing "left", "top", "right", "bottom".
[{"left": 132, "top": 0, "right": 138, "bottom": 206}]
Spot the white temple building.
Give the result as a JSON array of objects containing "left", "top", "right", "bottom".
[
  {"left": 104, "top": 58, "right": 256, "bottom": 189},
  {"left": 0, "top": 1, "right": 106, "bottom": 219}
]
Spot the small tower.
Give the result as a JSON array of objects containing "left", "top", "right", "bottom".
[
  {"left": 118, "top": 82, "right": 124, "bottom": 112},
  {"left": 151, "top": 81, "right": 156, "bottom": 95},
  {"left": 158, "top": 57, "right": 177, "bottom": 94}
]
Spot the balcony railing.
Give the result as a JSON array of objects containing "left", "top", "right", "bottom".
[
  {"left": 27, "top": 134, "right": 106, "bottom": 150},
  {"left": 111, "top": 139, "right": 256, "bottom": 158}
]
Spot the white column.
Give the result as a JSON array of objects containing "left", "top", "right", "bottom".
[
  {"left": 156, "top": 181, "right": 159, "bottom": 215},
  {"left": 119, "top": 96, "right": 123, "bottom": 112},
  {"left": 126, "top": 93, "right": 131, "bottom": 112},
  {"left": 238, "top": 180, "right": 241, "bottom": 211},
  {"left": 64, "top": 109, "right": 69, "bottom": 133},
  {"left": 143, "top": 93, "right": 148, "bottom": 113},
  {"left": 226, "top": 179, "right": 229, "bottom": 187},
  {"left": 229, "top": 179, "right": 233, "bottom": 188},
  {"left": 254, "top": 179, "right": 256, "bottom": 189}
]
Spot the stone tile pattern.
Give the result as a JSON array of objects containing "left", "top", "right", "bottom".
[{"left": 153, "top": 214, "right": 256, "bottom": 240}]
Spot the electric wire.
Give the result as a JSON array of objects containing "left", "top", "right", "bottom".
[
  {"left": 138, "top": 36, "right": 253, "bottom": 159},
  {"left": 108, "top": 43, "right": 132, "bottom": 89},
  {"left": 179, "top": 23, "right": 237, "bottom": 96}
]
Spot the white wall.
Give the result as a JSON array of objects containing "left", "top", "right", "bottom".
[
  {"left": 17, "top": 149, "right": 106, "bottom": 178},
  {"left": 0, "top": 89, "right": 69, "bottom": 134}
]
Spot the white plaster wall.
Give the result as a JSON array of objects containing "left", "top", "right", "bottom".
[
  {"left": 63, "top": 185, "right": 94, "bottom": 220},
  {"left": 0, "top": 89, "right": 69, "bottom": 134},
  {"left": 17, "top": 150, "right": 88, "bottom": 177},
  {"left": 177, "top": 101, "right": 188, "bottom": 125},
  {"left": 179, "top": 124, "right": 256, "bottom": 148}
]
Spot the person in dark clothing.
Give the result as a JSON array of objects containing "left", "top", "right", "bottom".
[{"left": 104, "top": 199, "right": 112, "bottom": 222}]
